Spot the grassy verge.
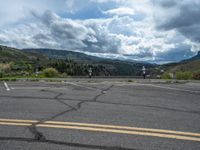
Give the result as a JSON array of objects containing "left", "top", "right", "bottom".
[{"left": 0, "top": 78, "right": 17, "bottom": 81}]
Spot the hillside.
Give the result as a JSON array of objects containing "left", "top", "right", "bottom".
[
  {"left": 23, "top": 48, "right": 155, "bottom": 75},
  {"left": 0, "top": 45, "right": 47, "bottom": 63},
  {"left": 184, "top": 51, "right": 200, "bottom": 62},
  {"left": 1, "top": 45, "right": 199, "bottom": 78},
  {"left": 22, "top": 48, "right": 103, "bottom": 63},
  {"left": 162, "top": 51, "right": 200, "bottom": 72},
  {"left": 0, "top": 45, "right": 155, "bottom": 76}
]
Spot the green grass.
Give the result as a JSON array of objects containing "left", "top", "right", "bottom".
[
  {"left": 164, "top": 60, "right": 200, "bottom": 73},
  {"left": 161, "top": 73, "right": 172, "bottom": 80},
  {"left": 0, "top": 78, "right": 17, "bottom": 81},
  {"left": 176, "top": 71, "right": 193, "bottom": 80}
]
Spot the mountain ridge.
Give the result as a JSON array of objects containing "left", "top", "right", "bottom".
[
  {"left": 1, "top": 45, "right": 200, "bottom": 76},
  {"left": 162, "top": 51, "right": 200, "bottom": 73},
  {"left": 0, "top": 45, "right": 155, "bottom": 76},
  {"left": 183, "top": 51, "right": 200, "bottom": 62}
]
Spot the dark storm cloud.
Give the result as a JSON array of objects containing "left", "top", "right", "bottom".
[
  {"left": 179, "top": 24, "right": 200, "bottom": 42},
  {"left": 32, "top": 11, "right": 92, "bottom": 50},
  {"left": 154, "top": 0, "right": 200, "bottom": 43},
  {"left": 155, "top": 0, "right": 177, "bottom": 8},
  {"left": 83, "top": 36, "right": 121, "bottom": 53},
  {"left": 156, "top": 44, "right": 194, "bottom": 62},
  {"left": 83, "top": 21, "right": 122, "bottom": 53},
  {"left": 32, "top": 10, "right": 122, "bottom": 53}
]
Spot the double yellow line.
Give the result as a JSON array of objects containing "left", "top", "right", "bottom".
[{"left": 0, "top": 118, "right": 200, "bottom": 142}]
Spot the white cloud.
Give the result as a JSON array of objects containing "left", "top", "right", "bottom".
[
  {"left": 104, "top": 7, "right": 135, "bottom": 16},
  {"left": 0, "top": 0, "right": 67, "bottom": 26},
  {"left": 0, "top": 0, "right": 199, "bottom": 63},
  {"left": 0, "top": 10, "right": 195, "bottom": 62},
  {"left": 90, "top": 0, "right": 126, "bottom": 3}
]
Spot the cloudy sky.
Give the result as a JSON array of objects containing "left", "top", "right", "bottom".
[{"left": 0, "top": 0, "right": 200, "bottom": 63}]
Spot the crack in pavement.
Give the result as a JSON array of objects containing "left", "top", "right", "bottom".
[
  {"left": 26, "top": 90, "right": 77, "bottom": 141},
  {"left": 92, "top": 101, "right": 200, "bottom": 115},
  {"left": 1, "top": 82, "right": 199, "bottom": 148},
  {"left": 0, "top": 95, "right": 199, "bottom": 116},
  {"left": 41, "top": 89, "right": 77, "bottom": 110},
  {"left": 0, "top": 84, "right": 199, "bottom": 116},
  {"left": 25, "top": 84, "right": 114, "bottom": 143},
  {"left": 0, "top": 137, "right": 139, "bottom": 150},
  {"left": 28, "top": 125, "right": 46, "bottom": 141},
  {"left": 0, "top": 95, "right": 85, "bottom": 102},
  {"left": 93, "top": 85, "right": 114, "bottom": 102},
  {"left": 72, "top": 85, "right": 114, "bottom": 117}
]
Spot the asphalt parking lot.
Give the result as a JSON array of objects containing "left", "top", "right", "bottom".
[{"left": 0, "top": 79, "right": 200, "bottom": 150}]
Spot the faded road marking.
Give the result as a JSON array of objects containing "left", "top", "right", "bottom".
[
  {"left": 64, "top": 82, "right": 101, "bottom": 91},
  {"left": 124, "top": 83, "right": 200, "bottom": 94},
  {"left": 3, "top": 82, "right": 10, "bottom": 91}
]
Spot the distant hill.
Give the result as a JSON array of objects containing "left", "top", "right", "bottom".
[
  {"left": 22, "top": 48, "right": 103, "bottom": 63},
  {"left": 1, "top": 46, "right": 155, "bottom": 76},
  {"left": 3, "top": 45, "right": 199, "bottom": 76},
  {"left": 23, "top": 48, "right": 156, "bottom": 76},
  {"left": 0, "top": 45, "right": 47, "bottom": 63},
  {"left": 162, "top": 51, "right": 200, "bottom": 72},
  {"left": 183, "top": 51, "right": 200, "bottom": 62}
]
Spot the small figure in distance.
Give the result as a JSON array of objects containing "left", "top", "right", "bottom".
[
  {"left": 142, "top": 66, "right": 146, "bottom": 79},
  {"left": 88, "top": 67, "right": 92, "bottom": 78}
]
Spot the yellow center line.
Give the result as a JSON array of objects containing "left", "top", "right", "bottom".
[
  {"left": 44, "top": 121, "right": 200, "bottom": 137},
  {"left": 0, "top": 118, "right": 200, "bottom": 142},
  {"left": 0, "top": 118, "right": 38, "bottom": 123},
  {"left": 0, "top": 122, "right": 32, "bottom": 126},
  {"left": 37, "top": 124, "right": 200, "bottom": 142}
]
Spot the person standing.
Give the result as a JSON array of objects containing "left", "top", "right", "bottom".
[
  {"left": 88, "top": 67, "right": 92, "bottom": 78},
  {"left": 142, "top": 66, "right": 146, "bottom": 79}
]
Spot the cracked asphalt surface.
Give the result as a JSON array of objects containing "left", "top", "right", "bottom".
[{"left": 0, "top": 80, "right": 200, "bottom": 150}]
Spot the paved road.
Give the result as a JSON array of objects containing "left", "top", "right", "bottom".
[{"left": 0, "top": 80, "right": 200, "bottom": 150}]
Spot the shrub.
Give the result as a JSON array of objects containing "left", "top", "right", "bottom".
[
  {"left": 0, "top": 63, "right": 11, "bottom": 77},
  {"left": 0, "top": 63, "right": 11, "bottom": 73},
  {"left": 42, "top": 68, "right": 59, "bottom": 78},
  {"left": 127, "top": 79, "right": 133, "bottom": 82},
  {"left": 161, "top": 73, "right": 172, "bottom": 79},
  {"left": 60, "top": 73, "right": 68, "bottom": 78},
  {"left": 176, "top": 71, "right": 192, "bottom": 80},
  {"left": 193, "top": 72, "right": 200, "bottom": 80}
]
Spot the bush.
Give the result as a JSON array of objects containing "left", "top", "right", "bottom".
[
  {"left": 42, "top": 68, "right": 59, "bottom": 78},
  {"left": 0, "top": 63, "right": 11, "bottom": 73},
  {"left": 176, "top": 71, "right": 192, "bottom": 80},
  {"left": 0, "top": 63, "right": 11, "bottom": 78},
  {"left": 161, "top": 73, "right": 172, "bottom": 79},
  {"left": 127, "top": 79, "right": 133, "bottom": 82},
  {"left": 60, "top": 73, "right": 68, "bottom": 78},
  {"left": 193, "top": 72, "right": 200, "bottom": 80}
]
